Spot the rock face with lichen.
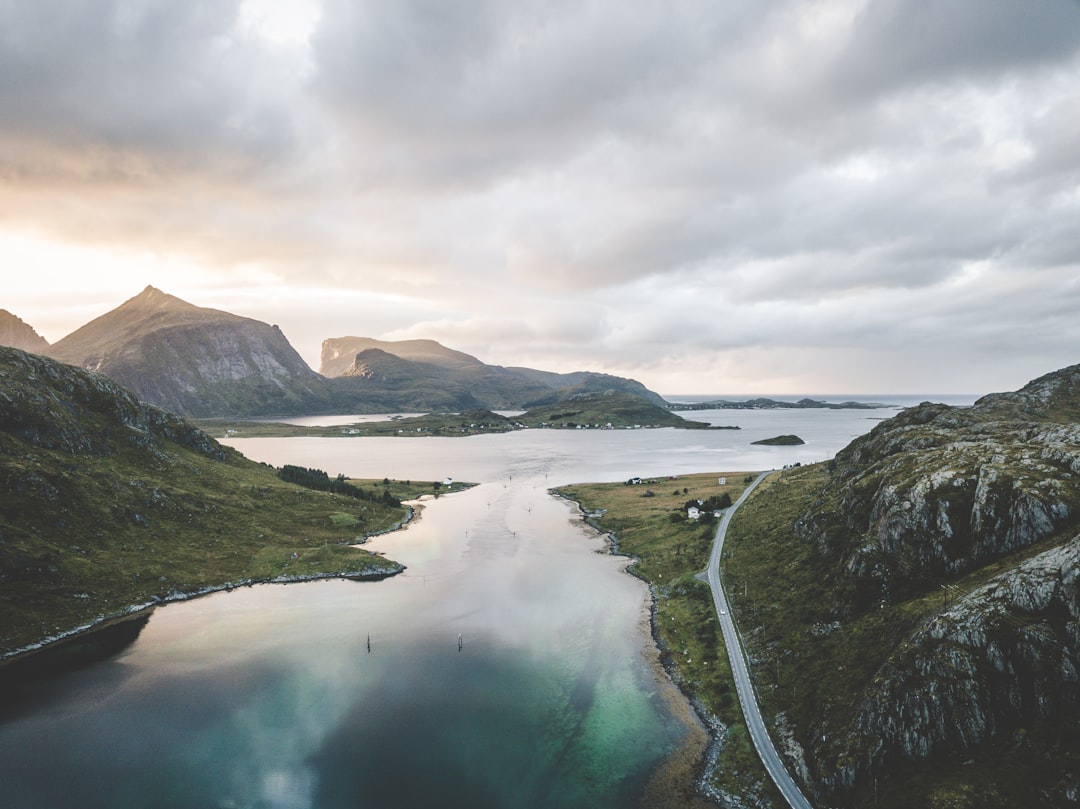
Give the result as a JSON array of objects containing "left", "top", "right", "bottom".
[
  {"left": 790, "top": 364, "right": 1080, "bottom": 805},
  {"left": 850, "top": 538, "right": 1080, "bottom": 770}
]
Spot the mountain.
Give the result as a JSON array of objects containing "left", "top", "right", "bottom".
[
  {"left": 45, "top": 286, "right": 333, "bottom": 418},
  {"left": 0, "top": 346, "right": 403, "bottom": 658},
  {"left": 724, "top": 363, "right": 1080, "bottom": 807},
  {"left": 322, "top": 335, "right": 669, "bottom": 410},
  {"left": 321, "top": 337, "right": 483, "bottom": 377},
  {"left": 38, "top": 289, "right": 667, "bottom": 418},
  {"left": 325, "top": 340, "right": 555, "bottom": 411},
  {"left": 0, "top": 310, "right": 49, "bottom": 353}
]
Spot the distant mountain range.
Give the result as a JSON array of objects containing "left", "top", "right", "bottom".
[
  {"left": 322, "top": 336, "right": 668, "bottom": 412},
  {"left": 0, "top": 287, "right": 667, "bottom": 418},
  {"left": 670, "top": 397, "right": 894, "bottom": 411}
]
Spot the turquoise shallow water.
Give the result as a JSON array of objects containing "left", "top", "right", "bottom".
[{"left": 1, "top": 410, "right": 891, "bottom": 807}]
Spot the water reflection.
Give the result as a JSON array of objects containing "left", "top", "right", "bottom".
[{"left": 1, "top": 412, "right": 893, "bottom": 807}]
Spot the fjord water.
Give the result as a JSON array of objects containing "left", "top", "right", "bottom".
[{"left": 0, "top": 405, "right": 955, "bottom": 808}]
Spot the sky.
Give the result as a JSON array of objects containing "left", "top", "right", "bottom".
[{"left": 2, "top": 0, "right": 1079, "bottom": 396}]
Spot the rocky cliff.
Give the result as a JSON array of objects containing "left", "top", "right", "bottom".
[
  {"left": 0, "top": 309, "right": 49, "bottom": 353},
  {"left": 809, "top": 367, "right": 1080, "bottom": 613},
  {"left": 45, "top": 286, "right": 333, "bottom": 418},
  {"left": 727, "top": 363, "right": 1080, "bottom": 807},
  {"left": 847, "top": 536, "right": 1080, "bottom": 803}
]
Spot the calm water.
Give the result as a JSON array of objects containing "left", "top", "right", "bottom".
[{"left": 0, "top": 404, "right": 942, "bottom": 808}]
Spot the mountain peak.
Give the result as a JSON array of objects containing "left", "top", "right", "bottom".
[{"left": 121, "top": 285, "right": 198, "bottom": 313}]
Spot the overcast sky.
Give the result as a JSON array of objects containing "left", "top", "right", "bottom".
[{"left": 2, "top": 0, "right": 1079, "bottom": 395}]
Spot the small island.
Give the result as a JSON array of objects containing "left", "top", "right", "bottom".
[{"left": 751, "top": 434, "right": 805, "bottom": 445}]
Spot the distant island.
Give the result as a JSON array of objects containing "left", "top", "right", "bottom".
[
  {"left": 669, "top": 397, "right": 894, "bottom": 411},
  {"left": 206, "top": 392, "right": 739, "bottom": 438},
  {"left": 751, "top": 434, "right": 805, "bottom": 445}
]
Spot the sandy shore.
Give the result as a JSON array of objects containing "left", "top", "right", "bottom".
[{"left": 636, "top": 597, "right": 719, "bottom": 809}]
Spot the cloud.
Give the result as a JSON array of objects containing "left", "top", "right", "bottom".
[{"left": 2, "top": 0, "right": 1080, "bottom": 393}]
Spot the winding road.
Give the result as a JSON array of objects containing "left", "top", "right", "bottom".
[{"left": 706, "top": 471, "right": 814, "bottom": 809}]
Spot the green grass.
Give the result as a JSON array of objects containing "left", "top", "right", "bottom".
[{"left": 0, "top": 432, "right": 418, "bottom": 658}]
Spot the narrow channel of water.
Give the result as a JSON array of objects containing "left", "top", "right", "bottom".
[{"left": 0, "top": 407, "right": 933, "bottom": 807}]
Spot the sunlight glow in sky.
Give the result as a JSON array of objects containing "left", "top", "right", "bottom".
[{"left": 3, "top": 0, "right": 1080, "bottom": 395}]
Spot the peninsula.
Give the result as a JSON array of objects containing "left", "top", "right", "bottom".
[{"left": 0, "top": 347, "right": 461, "bottom": 660}]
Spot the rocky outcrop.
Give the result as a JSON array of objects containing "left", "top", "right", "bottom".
[
  {"left": 834, "top": 535, "right": 1080, "bottom": 801},
  {"left": 800, "top": 375, "right": 1080, "bottom": 612},
  {"left": 0, "top": 309, "right": 49, "bottom": 353},
  {"left": 782, "top": 363, "right": 1080, "bottom": 805}
]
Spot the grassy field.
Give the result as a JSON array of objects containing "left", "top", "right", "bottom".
[{"left": 554, "top": 471, "right": 783, "bottom": 806}]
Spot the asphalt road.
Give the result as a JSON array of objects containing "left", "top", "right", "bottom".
[{"left": 706, "top": 471, "right": 814, "bottom": 809}]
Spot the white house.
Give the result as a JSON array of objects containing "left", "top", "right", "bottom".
[
  {"left": 718, "top": 476, "right": 727, "bottom": 485},
  {"left": 687, "top": 506, "right": 701, "bottom": 520}
]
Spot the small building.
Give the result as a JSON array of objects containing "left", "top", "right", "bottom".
[
  {"left": 687, "top": 506, "right": 701, "bottom": 520},
  {"left": 718, "top": 476, "right": 727, "bottom": 485}
]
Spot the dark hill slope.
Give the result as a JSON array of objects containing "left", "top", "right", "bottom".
[
  {"left": 0, "top": 347, "right": 402, "bottom": 657},
  {"left": 45, "top": 286, "right": 333, "bottom": 418},
  {"left": 518, "top": 390, "right": 710, "bottom": 429},
  {"left": 506, "top": 366, "right": 669, "bottom": 407},
  {"left": 723, "top": 364, "right": 1080, "bottom": 808},
  {"left": 0, "top": 310, "right": 49, "bottom": 353}
]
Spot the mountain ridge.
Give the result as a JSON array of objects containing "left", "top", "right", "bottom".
[{"left": 35, "top": 288, "right": 669, "bottom": 418}]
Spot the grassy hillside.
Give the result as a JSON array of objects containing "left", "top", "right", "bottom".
[{"left": 0, "top": 347, "right": 410, "bottom": 658}]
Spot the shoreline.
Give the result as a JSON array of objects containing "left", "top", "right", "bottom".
[
  {"left": 553, "top": 489, "right": 725, "bottom": 808},
  {"left": 1, "top": 505, "right": 419, "bottom": 667}
]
